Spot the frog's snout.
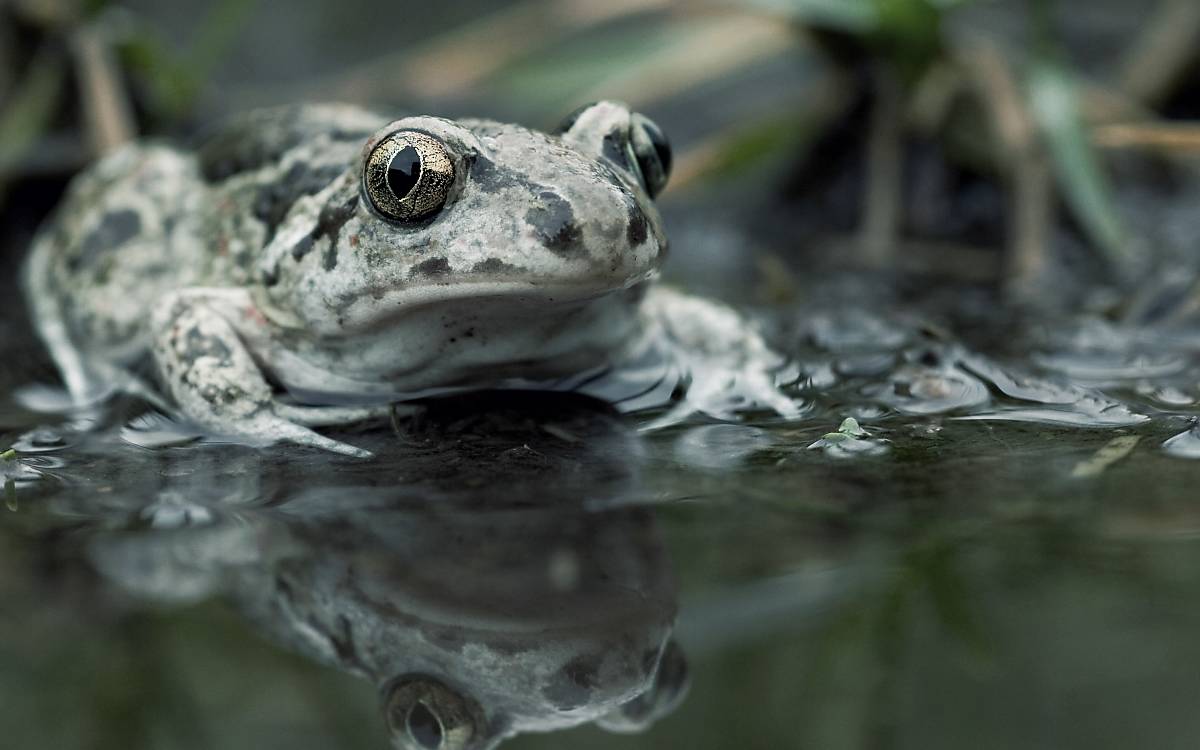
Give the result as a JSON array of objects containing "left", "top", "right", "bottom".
[{"left": 556, "top": 101, "right": 672, "bottom": 199}]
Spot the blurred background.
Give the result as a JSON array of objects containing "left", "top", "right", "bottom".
[
  {"left": 4, "top": 0, "right": 1200, "bottom": 310},
  {"left": 5, "top": 2, "right": 1200, "bottom": 749}
]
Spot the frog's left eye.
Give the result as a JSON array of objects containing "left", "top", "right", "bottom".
[
  {"left": 384, "top": 676, "right": 483, "bottom": 750},
  {"left": 364, "top": 131, "right": 455, "bottom": 222}
]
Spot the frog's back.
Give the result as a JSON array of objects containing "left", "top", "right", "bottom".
[{"left": 23, "top": 104, "right": 383, "bottom": 360}]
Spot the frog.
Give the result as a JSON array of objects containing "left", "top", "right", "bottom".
[
  {"left": 84, "top": 477, "right": 689, "bottom": 749},
  {"left": 22, "top": 101, "right": 798, "bottom": 456}
]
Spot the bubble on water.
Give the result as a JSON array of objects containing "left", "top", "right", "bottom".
[{"left": 871, "top": 363, "right": 990, "bottom": 415}]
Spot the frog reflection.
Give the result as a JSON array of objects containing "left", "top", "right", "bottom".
[{"left": 86, "top": 478, "right": 687, "bottom": 749}]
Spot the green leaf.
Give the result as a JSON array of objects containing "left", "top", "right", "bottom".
[{"left": 1027, "top": 61, "right": 1129, "bottom": 271}]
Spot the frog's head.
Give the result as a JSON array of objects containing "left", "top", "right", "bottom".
[
  {"left": 355, "top": 100, "right": 669, "bottom": 294},
  {"left": 264, "top": 103, "right": 670, "bottom": 344},
  {"left": 379, "top": 637, "right": 689, "bottom": 750}
]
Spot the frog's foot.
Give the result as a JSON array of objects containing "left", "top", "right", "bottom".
[
  {"left": 151, "top": 291, "right": 373, "bottom": 458},
  {"left": 635, "top": 287, "right": 804, "bottom": 430}
]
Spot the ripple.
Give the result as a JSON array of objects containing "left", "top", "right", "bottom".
[
  {"left": 955, "top": 397, "right": 1150, "bottom": 428},
  {"left": 871, "top": 363, "right": 990, "bottom": 415},
  {"left": 1033, "top": 352, "right": 1187, "bottom": 381}
]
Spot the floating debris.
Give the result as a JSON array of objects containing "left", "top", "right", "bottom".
[
  {"left": 807, "top": 418, "right": 888, "bottom": 458},
  {"left": 1070, "top": 436, "right": 1141, "bottom": 478}
]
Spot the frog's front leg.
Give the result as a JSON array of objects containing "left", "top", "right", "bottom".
[{"left": 150, "top": 290, "right": 373, "bottom": 458}]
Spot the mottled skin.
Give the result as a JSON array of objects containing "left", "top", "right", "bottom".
[{"left": 23, "top": 101, "right": 792, "bottom": 455}]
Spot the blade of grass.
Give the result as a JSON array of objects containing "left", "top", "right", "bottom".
[{"left": 1027, "top": 60, "right": 1129, "bottom": 274}]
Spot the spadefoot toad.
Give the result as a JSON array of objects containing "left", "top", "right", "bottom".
[{"left": 23, "top": 101, "right": 796, "bottom": 455}]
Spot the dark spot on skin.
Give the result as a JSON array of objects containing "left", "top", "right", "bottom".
[
  {"left": 526, "top": 191, "right": 583, "bottom": 256},
  {"left": 469, "top": 154, "right": 521, "bottom": 191},
  {"left": 252, "top": 161, "right": 346, "bottom": 242},
  {"left": 326, "top": 615, "right": 366, "bottom": 671},
  {"left": 313, "top": 193, "right": 359, "bottom": 271},
  {"left": 197, "top": 106, "right": 373, "bottom": 181},
  {"left": 68, "top": 209, "right": 141, "bottom": 272},
  {"left": 542, "top": 653, "right": 603, "bottom": 711},
  {"left": 290, "top": 234, "right": 314, "bottom": 260},
  {"left": 602, "top": 130, "right": 631, "bottom": 170},
  {"left": 471, "top": 258, "right": 523, "bottom": 275},
  {"left": 322, "top": 240, "right": 338, "bottom": 271},
  {"left": 182, "top": 326, "right": 233, "bottom": 365},
  {"left": 626, "top": 203, "right": 648, "bottom": 246},
  {"left": 410, "top": 256, "right": 451, "bottom": 278}
]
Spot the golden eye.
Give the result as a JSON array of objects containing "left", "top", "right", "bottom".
[
  {"left": 384, "top": 677, "right": 483, "bottom": 750},
  {"left": 364, "top": 131, "right": 455, "bottom": 222}
]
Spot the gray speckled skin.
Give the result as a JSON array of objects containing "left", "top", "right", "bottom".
[{"left": 22, "top": 102, "right": 669, "bottom": 455}]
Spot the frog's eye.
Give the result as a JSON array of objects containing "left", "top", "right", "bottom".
[
  {"left": 364, "top": 131, "right": 455, "bottom": 222},
  {"left": 629, "top": 114, "right": 671, "bottom": 199},
  {"left": 384, "top": 677, "right": 483, "bottom": 750}
]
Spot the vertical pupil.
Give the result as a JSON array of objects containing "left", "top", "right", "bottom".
[
  {"left": 407, "top": 702, "right": 444, "bottom": 749},
  {"left": 387, "top": 145, "right": 422, "bottom": 200}
]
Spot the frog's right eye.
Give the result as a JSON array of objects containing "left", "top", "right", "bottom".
[
  {"left": 384, "top": 676, "right": 483, "bottom": 750},
  {"left": 364, "top": 131, "right": 455, "bottom": 222}
]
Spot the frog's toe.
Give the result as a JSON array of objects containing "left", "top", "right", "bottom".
[
  {"left": 273, "top": 421, "right": 374, "bottom": 458},
  {"left": 297, "top": 434, "right": 374, "bottom": 459}
]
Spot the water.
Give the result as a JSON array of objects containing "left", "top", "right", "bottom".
[{"left": 5, "top": 293, "right": 1200, "bottom": 750}]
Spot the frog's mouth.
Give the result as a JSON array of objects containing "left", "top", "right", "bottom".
[
  {"left": 263, "top": 278, "right": 653, "bottom": 401},
  {"left": 334, "top": 275, "right": 655, "bottom": 331}
]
